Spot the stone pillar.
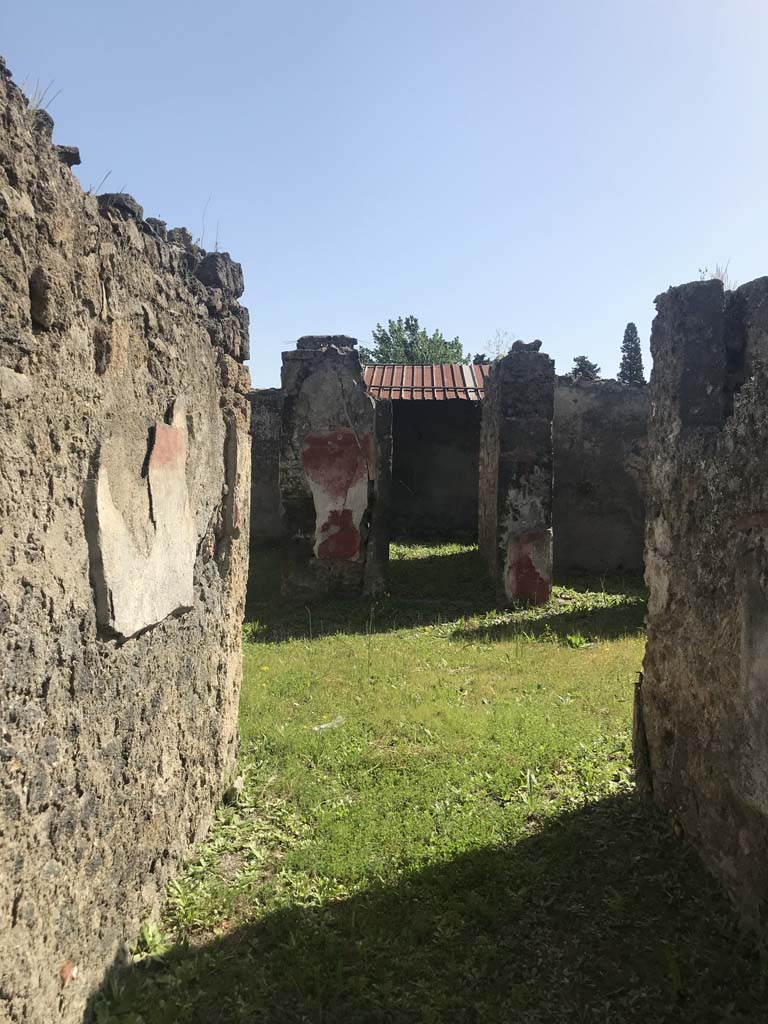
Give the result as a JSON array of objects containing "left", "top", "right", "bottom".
[
  {"left": 479, "top": 340, "right": 554, "bottom": 606},
  {"left": 248, "top": 388, "right": 282, "bottom": 545},
  {"left": 279, "top": 336, "right": 391, "bottom": 597},
  {"left": 641, "top": 276, "right": 768, "bottom": 925}
]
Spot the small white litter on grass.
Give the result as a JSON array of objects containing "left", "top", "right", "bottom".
[{"left": 312, "top": 715, "right": 345, "bottom": 732}]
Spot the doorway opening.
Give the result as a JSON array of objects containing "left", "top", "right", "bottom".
[{"left": 363, "top": 363, "right": 488, "bottom": 543}]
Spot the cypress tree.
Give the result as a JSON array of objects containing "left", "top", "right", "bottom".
[{"left": 617, "top": 322, "right": 645, "bottom": 385}]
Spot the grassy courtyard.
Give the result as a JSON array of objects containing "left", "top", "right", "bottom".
[{"left": 97, "top": 545, "right": 767, "bottom": 1023}]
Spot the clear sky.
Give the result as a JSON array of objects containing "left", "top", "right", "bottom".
[{"left": 3, "top": 0, "right": 767, "bottom": 386}]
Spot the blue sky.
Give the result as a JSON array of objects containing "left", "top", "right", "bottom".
[{"left": 4, "top": 0, "right": 767, "bottom": 386}]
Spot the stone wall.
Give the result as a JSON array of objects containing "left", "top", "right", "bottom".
[
  {"left": 249, "top": 388, "right": 282, "bottom": 544},
  {"left": 391, "top": 399, "right": 481, "bottom": 539},
  {"left": 479, "top": 341, "right": 555, "bottom": 605},
  {"left": 639, "top": 275, "right": 768, "bottom": 924},
  {"left": 553, "top": 379, "right": 647, "bottom": 575},
  {"left": 0, "top": 60, "right": 251, "bottom": 1023},
  {"left": 280, "top": 337, "right": 391, "bottom": 596},
  {"left": 245, "top": 370, "right": 649, "bottom": 567}
]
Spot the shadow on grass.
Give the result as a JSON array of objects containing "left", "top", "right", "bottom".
[
  {"left": 245, "top": 544, "right": 646, "bottom": 643},
  {"left": 244, "top": 544, "right": 497, "bottom": 640},
  {"left": 91, "top": 795, "right": 766, "bottom": 1024},
  {"left": 453, "top": 595, "right": 647, "bottom": 644}
]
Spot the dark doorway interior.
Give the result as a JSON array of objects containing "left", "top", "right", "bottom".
[{"left": 391, "top": 399, "right": 481, "bottom": 540}]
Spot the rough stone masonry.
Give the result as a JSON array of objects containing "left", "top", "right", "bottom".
[
  {"left": 249, "top": 387, "right": 282, "bottom": 545},
  {"left": 640, "top": 275, "right": 768, "bottom": 924},
  {"left": 553, "top": 377, "right": 647, "bottom": 575},
  {"left": 479, "top": 341, "right": 555, "bottom": 605},
  {"left": 249, "top": 367, "right": 648, "bottom": 576},
  {"left": 280, "top": 336, "right": 391, "bottom": 597},
  {"left": 0, "top": 59, "right": 251, "bottom": 1023}
]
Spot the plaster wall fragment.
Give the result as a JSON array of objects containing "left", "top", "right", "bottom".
[
  {"left": 91, "top": 403, "right": 196, "bottom": 638},
  {"left": 302, "top": 428, "right": 374, "bottom": 559}
]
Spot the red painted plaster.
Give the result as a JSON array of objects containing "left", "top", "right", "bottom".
[
  {"left": 302, "top": 429, "right": 372, "bottom": 499},
  {"left": 506, "top": 531, "right": 550, "bottom": 603},
  {"left": 150, "top": 422, "right": 186, "bottom": 470},
  {"left": 317, "top": 509, "right": 360, "bottom": 560}
]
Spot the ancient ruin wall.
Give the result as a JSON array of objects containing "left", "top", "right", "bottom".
[
  {"left": 280, "top": 337, "right": 391, "bottom": 596},
  {"left": 479, "top": 342, "right": 555, "bottom": 605},
  {"left": 553, "top": 379, "right": 647, "bottom": 575},
  {"left": 249, "top": 387, "right": 282, "bottom": 544},
  {"left": 0, "top": 61, "right": 251, "bottom": 1023},
  {"left": 640, "top": 276, "right": 768, "bottom": 924}
]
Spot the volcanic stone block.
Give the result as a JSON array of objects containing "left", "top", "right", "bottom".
[
  {"left": 479, "top": 341, "right": 554, "bottom": 606},
  {"left": 279, "top": 337, "right": 391, "bottom": 596}
]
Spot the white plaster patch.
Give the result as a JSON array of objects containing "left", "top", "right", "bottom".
[
  {"left": 651, "top": 515, "right": 674, "bottom": 558},
  {"left": 91, "top": 403, "right": 196, "bottom": 638},
  {"left": 645, "top": 549, "right": 670, "bottom": 616},
  {"left": 0, "top": 367, "right": 31, "bottom": 404}
]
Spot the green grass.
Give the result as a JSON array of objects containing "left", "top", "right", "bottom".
[{"left": 92, "top": 544, "right": 768, "bottom": 1024}]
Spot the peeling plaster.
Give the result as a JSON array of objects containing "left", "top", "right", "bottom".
[
  {"left": 504, "top": 530, "right": 552, "bottom": 603},
  {"left": 90, "top": 402, "right": 196, "bottom": 637},
  {"left": 302, "top": 429, "right": 373, "bottom": 560}
]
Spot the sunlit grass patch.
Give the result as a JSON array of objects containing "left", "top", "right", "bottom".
[{"left": 96, "top": 544, "right": 767, "bottom": 1024}]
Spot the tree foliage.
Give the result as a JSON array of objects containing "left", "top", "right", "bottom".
[
  {"left": 359, "top": 316, "right": 467, "bottom": 364},
  {"left": 617, "top": 322, "right": 645, "bottom": 385},
  {"left": 570, "top": 355, "right": 601, "bottom": 381}
]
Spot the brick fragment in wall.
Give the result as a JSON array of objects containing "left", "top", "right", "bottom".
[
  {"left": 0, "top": 55, "right": 251, "bottom": 1024},
  {"left": 479, "top": 345, "right": 554, "bottom": 606},
  {"left": 641, "top": 275, "right": 768, "bottom": 926},
  {"left": 278, "top": 338, "right": 391, "bottom": 597}
]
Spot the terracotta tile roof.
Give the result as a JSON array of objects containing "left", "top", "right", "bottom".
[{"left": 363, "top": 363, "right": 490, "bottom": 401}]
